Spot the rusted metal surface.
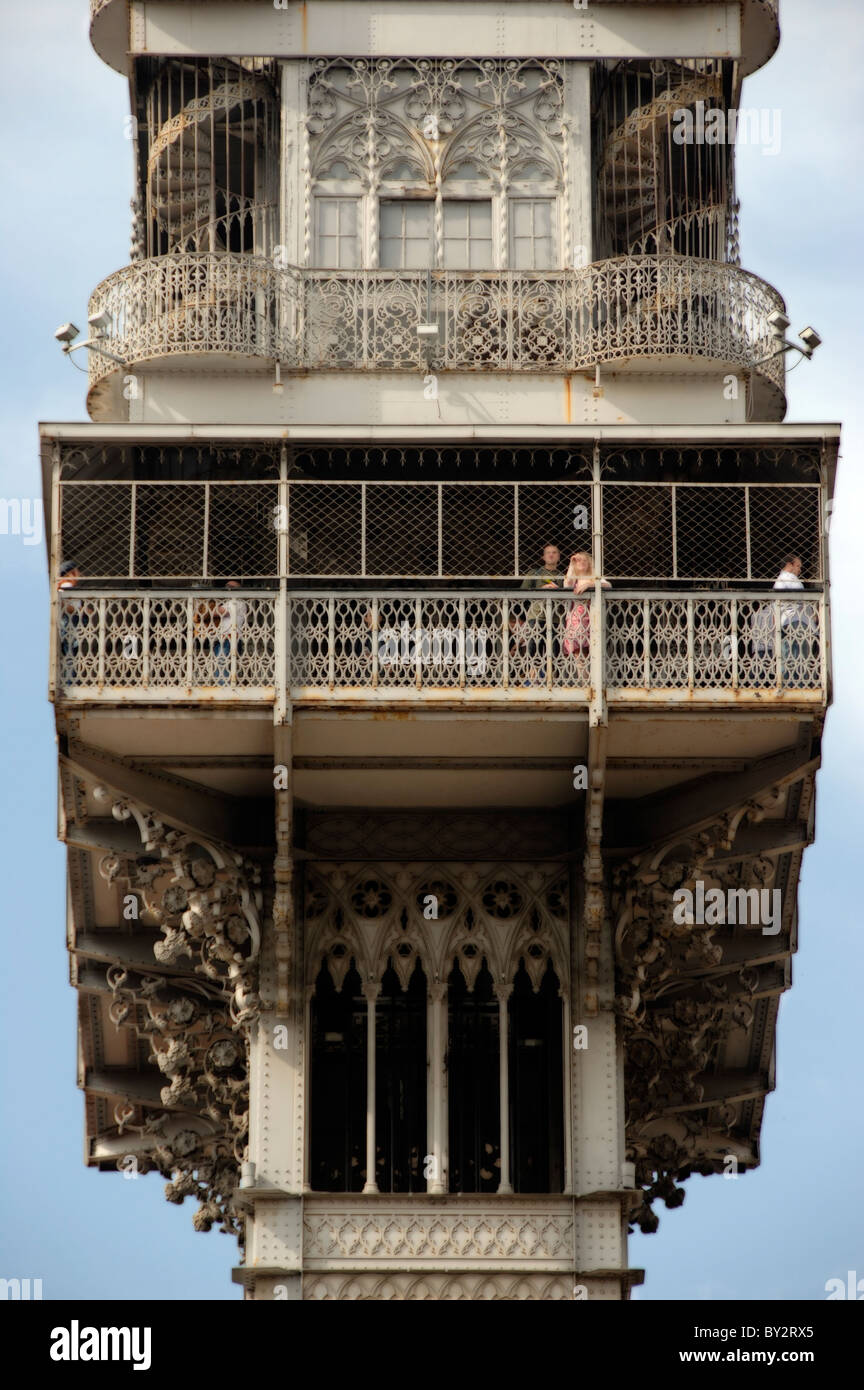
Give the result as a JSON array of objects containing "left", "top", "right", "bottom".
[{"left": 53, "top": 587, "right": 828, "bottom": 707}]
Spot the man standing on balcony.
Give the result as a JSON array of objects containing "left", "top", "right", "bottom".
[
  {"left": 517, "top": 544, "right": 563, "bottom": 682},
  {"left": 520, "top": 544, "right": 563, "bottom": 593},
  {"left": 213, "top": 580, "right": 247, "bottom": 686},
  {"left": 773, "top": 554, "right": 815, "bottom": 681}
]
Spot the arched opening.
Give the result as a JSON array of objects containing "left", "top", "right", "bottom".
[
  {"left": 375, "top": 960, "right": 428, "bottom": 1193},
  {"left": 309, "top": 959, "right": 365, "bottom": 1192},
  {"left": 509, "top": 961, "right": 565, "bottom": 1192},
  {"left": 447, "top": 960, "right": 500, "bottom": 1192}
]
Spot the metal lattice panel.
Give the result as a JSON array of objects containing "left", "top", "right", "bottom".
[
  {"left": 58, "top": 594, "right": 276, "bottom": 691},
  {"left": 604, "top": 594, "right": 823, "bottom": 691},
  {"left": 55, "top": 591, "right": 824, "bottom": 698},
  {"left": 56, "top": 444, "right": 824, "bottom": 585}
]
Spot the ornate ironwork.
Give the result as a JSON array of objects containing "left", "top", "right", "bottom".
[
  {"left": 94, "top": 789, "right": 262, "bottom": 1234},
  {"left": 54, "top": 590, "right": 826, "bottom": 699},
  {"left": 86, "top": 253, "right": 787, "bottom": 408}
]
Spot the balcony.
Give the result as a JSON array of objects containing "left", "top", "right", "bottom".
[
  {"left": 53, "top": 589, "right": 827, "bottom": 707},
  {"left": 86, "top": 254, "right": 787, "bottom": 420}
]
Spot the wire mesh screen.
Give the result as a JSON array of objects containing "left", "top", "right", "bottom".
[
  {"left": 602, "top": 487, "right": 673, "bottom": 579},
  {"left": 518, "top": 484, "right": 593, "bottom": 571},
  {"left": 675, "top": 485, "right": 747, "bottom": 579},
  {"left": 365, "top": 484, "right": 438, "bottom": 576},
  {"left": 56, "top": 444, "right": 824, "bottom": 584},
  {"left": 135, "top": 484, "right": 206, "bottom": 578},
  {"left": 601, "top": 484, "right": 821, "bottom": 582},
  {"left": 60, "top": 484, "right": 132, "bottom": 579},
  {"left": 209, "top": 484, "right": 279, "bottom": 577},
  {"left": 441, "top": 485, "right": 514, "bottom": 577},
  {"left": 288, "top": 484, "right": 363, "bottom": 576},
  {"left": 748, "top": 486, "right": 821, "bottom": 581}
]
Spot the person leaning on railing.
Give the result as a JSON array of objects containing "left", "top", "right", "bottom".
[
  {"left": 192, "top": 581, "right": 248, "bottom": 686},
  {"left": 561, "top": 551, "right": 611, "bottom": 658},
  {"left": 772, "top": 554, "right": 818, "bottom": 678},
  {"left": 748, "top": 554, "right": 818, "bottom": 683},
  {"left": 57, "top": 561, "right": 93, "bottom": 681}
]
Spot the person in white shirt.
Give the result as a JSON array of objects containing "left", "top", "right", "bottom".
[
  {"left": 773, "top": 554, "right": 804, "bottom": 592},
  {"left": 772, "top": 554, "right": 816, "bottom": 681},
  {"left": 213, "top": 579, "right": 247, "bottom": 685}
]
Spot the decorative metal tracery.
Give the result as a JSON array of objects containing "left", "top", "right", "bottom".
[
  {"left": 306, "top": 58, "right": 566, "bottom": 268},
  {"left": 305, "top": 863, "right": 569, "bottom": 994}
]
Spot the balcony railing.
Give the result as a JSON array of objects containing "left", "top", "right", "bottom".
[
  {"left": 87, "top": 254, "right": 786, "bottom": 410},
  {"left": 54, "top": 590, "right": 826, "bottom": 705},
  {"left": 87, "top": 255, "right": 297, "bottom": 389}
]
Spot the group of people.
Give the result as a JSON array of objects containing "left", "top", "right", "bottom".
[
  {"left": 516, "top": 543, "right": 816, "bottom": 679},
  {"left": 517, "top": 544, "right": 610, "bottom": 680},
  {"left": 58, "top": 564, "right": 247, "bottom": 686},
  {"left": 56, "top": 545, "right": 815, "bottom": 686}
]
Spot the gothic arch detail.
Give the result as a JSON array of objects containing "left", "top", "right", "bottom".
[{"left": 305, "top": 862, "right": 569, "bottom": 993}]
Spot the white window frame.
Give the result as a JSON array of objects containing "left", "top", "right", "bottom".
[
  {"left": 508, "top": 195, "right": 559, "bottom": 271},
  {"left": 313, "top": 192, "right": 363, "bottom": 269}
]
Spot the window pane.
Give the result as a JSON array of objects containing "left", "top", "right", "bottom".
[
  {"left": 380, "top": 201, "right": 433, "bottom": 268},
  {"left": 443, "top": 200, "right": 493, "bottom": 269},
  {"left": 315, "top": 199, "right": 359, "bottom": 268},
  {"left": 510, "top": 199, "right": 556, "bottom": 270},
  {"left": 512, "top": 201, "right": 533, "bottom": 235},
  {"left": 379, "top": 202, "right": 402, "bottom": 238},
  {"left": 318, "top": 201, "right": 338, "bottom": 234}
]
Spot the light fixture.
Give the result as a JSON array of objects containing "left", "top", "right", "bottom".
[
  {"left": 752, "top": 316, "right": 824, "bottom": 369},
  {"left": 54, "top": 319, "right": 124, "bottom": 365},
  {"left": 88, "top": 309, "right": 112, "bottom": 335},
  {"left": 798, "top": 326, "right": 822, "bottom": 357},
  {"left": 54, "top": 322, "right": 80, "bottom": 347}
]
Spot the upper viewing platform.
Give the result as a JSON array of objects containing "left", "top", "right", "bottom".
[
  {"left": 82, "top": 49, "right": 789, "bottom": 424},
  {"left": 89, "top": 2, "right": 780, "bottom": 80}
]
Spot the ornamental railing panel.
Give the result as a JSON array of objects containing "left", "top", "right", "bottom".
[
  {"left": 605, "top": 592, "right": 824, "bottom": 693},
  {"left": 56, "top": 592, "right": 276, "bottom": 696},
  {"left": 87, "top": 254, "right": 300, "bottom": 389},
  {"left": 87, "top": 254, "right": 786, "bottom": 398},
  {"left": 53, "top": 590, "right": 826, "bottom": 702}
]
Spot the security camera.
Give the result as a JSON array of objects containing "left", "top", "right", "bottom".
[
  {"left": 88, "top": 309, "right": 112, "bottom": 334},
  {"left": 54, "top": 322, "right": 80, "bottom": 345},
  {"left": 767, "top": 310, "right": 790, "bottom": 336},
  {"left": 798, "top": 326, "right": 822, "bottom": 356}
]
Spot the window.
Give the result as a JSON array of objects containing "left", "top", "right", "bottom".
[
  {"left": 379, "top": 200, "right": 434, "bottom": 269},
  {"left": 510, "top": 198, "right": 555, "bottom": 270},
  {"left": 380, "top": 199, "right": 495, "bottom": 269},
  {"left": 309, "top": 962, "right": 366, "bottom": 1192},
  {"left": 315, "top": 197, "right": 360, "bottom": 268},
  {"left": 443, "top": 201, "right": 493, "bottom": 269}
]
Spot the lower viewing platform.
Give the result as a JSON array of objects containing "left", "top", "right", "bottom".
[{"left": 54, "top": 588, "right": 827, "bottom": 706}]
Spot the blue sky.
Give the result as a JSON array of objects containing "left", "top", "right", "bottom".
[{"left": 0, "top": 1, "right": 861, "bottom": 1301}]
